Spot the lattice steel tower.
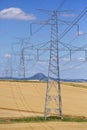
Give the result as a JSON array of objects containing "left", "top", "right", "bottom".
[
  {"left": 44, "top": 11, "right": 62, "bottom": 119},
  {"left": 19, "top": 39, "right": 25, "bottom": 78}
]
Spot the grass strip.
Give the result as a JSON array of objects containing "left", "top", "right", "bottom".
[{"left": 0, "top": 115, "right": 87, "bottom": 124}]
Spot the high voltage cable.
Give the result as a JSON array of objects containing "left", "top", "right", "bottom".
[
  {"left": 59, "top": 42, "right": 87, "bottom": 60},
  {"left": 60, "top": 61, "right": 87, "bottom": 80},
  {"left": 23, "top": 40, "right": 50, "bottom": 50},
  {"left": 27, "top": 41, "right": 87, "bottom": 81},
  {"left": 67, "top": 33, "right": 87, "bottom": 49},
  {"left": 12, "top": 35, "right": 87, "bottom": 78},
  {"left": 56, "top": 0, "right": 67, "bottom": 10},
  {"left": 29, "top": 18, "right": 51, "bottom": 37},
  {"left": 59, "top": 7, "right": 87, "bottom": 40}
]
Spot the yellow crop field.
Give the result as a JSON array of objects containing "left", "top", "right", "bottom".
[
  {"left": 0, "top": 122, "right": 87, "bottom": 130},
  {"left": 0, "top": 80, "right": 87, "bottom": 118},
  {"left": 0, "top": 80, "right": 87, "bottom": 130},
  {"left": 0, "top": 81, "right": 46, "bottom": 117}
]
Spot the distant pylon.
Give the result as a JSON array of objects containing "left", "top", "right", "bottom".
[
  {"left": 19, "top": 48, "right": 25, "bottom": 78},
  {"left": 19, "top": 39, "right": 25, "bottom": 78},
  {"left": 44, "top": 11, "right": 62, "bottom": 119}
]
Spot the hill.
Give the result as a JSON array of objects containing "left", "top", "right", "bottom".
[
  {"left": 28, "top": 73, "right": 48, "bottom": 81},
  {"left": 0, "top": 73, "right": 87, "bottom": 82}
]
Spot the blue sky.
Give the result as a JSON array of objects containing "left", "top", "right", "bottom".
[{"left": 0, "top": 0, "right": 87, "bottom": 79}]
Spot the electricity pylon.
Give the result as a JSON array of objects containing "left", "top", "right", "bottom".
[
  {"left": 19, "top": 48, "right": 25, "bottom": 78},
  {"left": 17, "top": 38, "right": 26, "bottom": 78},
  {"left": 44, "top": 11, "right": 62, "bottom": 119},
  {"left": 31, "top": 7, "right": 87, "bottom": 119}
]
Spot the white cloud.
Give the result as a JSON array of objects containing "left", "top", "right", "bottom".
[
  {"left": 76, "top": 31, "right": 84, "bottom": 36},
  {"left": 0, "top": 7, "right": 36, "bottom": 20},
  {"left": 78, "top": 31, "right": 84, "bottom": 35},
  {"left": 4, "top": 54, "right": 12, "bottom": 58},
  {"left": 77, "top": 57, "right": 85, "bottom": 61},
  {"left": 62, "top": 13, "right": 75, "bottom": 17}
]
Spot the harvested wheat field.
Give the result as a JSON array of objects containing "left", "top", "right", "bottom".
[
  {"left": 0, "top": 80, "right": 87, "bottom": 130},
  {"left": 0, "top": 80, "right": 87, "bottom": 118},
  {"left": 0, "top": 122, "right": 87, "bottom": 130}
]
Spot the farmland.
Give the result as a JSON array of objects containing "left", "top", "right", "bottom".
[{"left": 0, "top": 80, "right": 87, "bottom": 129}]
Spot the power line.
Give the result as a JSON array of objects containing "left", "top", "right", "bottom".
[
  {"left": 56, "top": 0, "right": 67, "bottom": 10},
  {"left": 59, "top": 7, "right": 87, "bottom": 40}
]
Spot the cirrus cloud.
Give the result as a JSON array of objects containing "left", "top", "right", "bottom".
[
  {"left": 62, "top": 13, "right": 75, "bottom": 17},
  {"left": 0, "top": 7, "right": 36, "bottom": 20}
]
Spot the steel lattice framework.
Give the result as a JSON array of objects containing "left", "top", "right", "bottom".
[{"left": 44, "top": 11, "right": 62, "bottom": 119}]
